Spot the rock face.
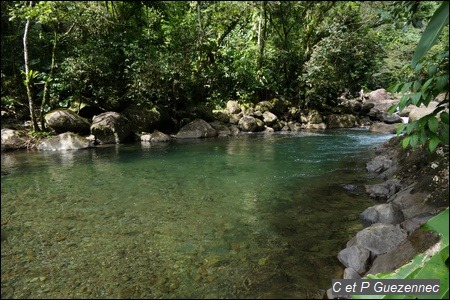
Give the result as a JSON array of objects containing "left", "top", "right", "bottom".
[
  {"left": 37, "top": 132, "right": 93, "bottom": 150},
  {"left": 140, "top": 130, "right": 171, "bottom": 143},
  {"left": 45, "top": 109, "right": 91, "bottom": 134},
  {"left": 175, "top": 119, "right": 217, "bottom": 139},
  {"left": 91, "top": 112, "right": 131, "bottom": 144}
]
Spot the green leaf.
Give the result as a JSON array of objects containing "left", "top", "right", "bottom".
[
  {"left": 440, "top": 112, "right": 449, "bottom": 125},
  {"left": 412, "top": 80, "right": 422, "bottom": 92},
  {"left": 428, "top": 65, "right": 438, "bottom": 75},
  {"left": 399, "top": 94, "right": 410, "bottom": 111},
  {"left": 388, "top": 82, "right": 401, "bottom": 93},
  {"left": 428, "top": 117, "right": 439, "bottom": 134},
  {"left": 411, "top": 92, "right": 422, "bottom": 106},
  {"left": 406, "top": 122, "right": 418, "bottom": 134},
  {"left": 436, "top": 75, "right": 449, "bottom": 91},
  {"left": 409, "top": 133, "right": 419, "bottom": 148},
  {"left": 402, "top": 136, "right": 410, "bottom": 148},
  {"left": 428, "top": 136, "right": 441, "bottom": 152},
  {"left": 388, "top": 103, "right": 399, "bottom": 114},
  {"left": 412, "top": 2, "right": 449, "bottom": 67},
  {"left": 439, "top": 123, "right": 449, "bottom": 145},
  {"left": 396, "top": 123, "right": 407, "bottom": 135},
  {"left": 400, "top": 82, "right": 413, "bottom": 93},
  {"left": 421, "top": 78, "right": 434, "bottom": 92}
]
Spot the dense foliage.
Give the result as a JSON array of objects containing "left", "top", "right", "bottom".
[
  {"left": 389, "top": 1, "right": 449, "bottom": 152},
  {"left": 1, "top": 1, "right": 448, "bottom": 145}
]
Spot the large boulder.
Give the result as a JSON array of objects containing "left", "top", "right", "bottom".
[
  {"left": 238, "top": 115, "right": 258, "bottom": 132},
  {"left": 380, "top": 112, "right": 403, "bottom": 124},
  {"left": 354, "top": 223, "right": 407, "bottom": 255},
  {"left": 175, "top": 119, "right": 217, "bottom": 139},
  {"left": 337, "top": 245, "right": 371, "bottom": 274},
  {"left": 140, "top": 130, "right": 171, "bottom": 143},
  {"left": 408, "top": 101, "right": 439, "bottom": 122},
  {"left": 366, "top": 229, "right": 440, "bottom": 276},
  {"left": 91, "top": 112, "right": 131, "bottom": 144},
  {"left": 36, "top": 132, "right": 93, "bottom": 151},
  {"left": 369, "top": 122, "right": 399, "bottom": 134},
  {"left": 209, "top": 121, "right": 231, "bottom": 137},
  {"left": 360, "top": 203, "right": 404, "bottom": 227},
  {"left": 262, "top": 111, "right": 278, "bottom": 125},
  {"left": 1, "top": 129, "right": 27, "bottom": 150},
  {"left": 364, "top": 179, "right": 401, "bottom": 201},
  {"left": 45, "top": 109, "right": 91, "bottom": 134},
  {"left": 326, "top": 114, "right": 359, "bottom": 128},
  {"left": 226, "top": 100, "right": 241, "bottom": 114},
  {"left": 368, "top": 88, "right": 389, "bottom": 101}
]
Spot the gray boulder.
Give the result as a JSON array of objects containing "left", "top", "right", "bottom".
[
  {"left": 366, "top": 229, "right": 440, "bottom": 275},
  {"left": 337, "top": 245, "right": 371, "bottom": 274},
  {"left": 226, "top": 100, "right": 241, "bottom": 114},
  {"left": 238, "top": 115, "right": 258, "bottom": 132},
  {"left": 262, "top": 111, "right": 278, "bottom": 125},
  {"left": 1, "top": 129, "right": 27, "bottom": 150},
  {"left": 209, "top": 121, "right": 231, "bottom": 137},
  {"left": 45, "top": 109, "right": 91, "bottom": 134},
  {"left": 91, "top": 112, "right": 131, "bottom": 144},
  {"left": 381, "top": 112, "right": 403, "bottom": 124},
  {"left": 343, "top": 268, "right": 361, "bottom": 280},
  {"left": 369, "top": 122, "right": 399, "bottom": 134},
  {"left": 326, "top": 114, "right": 359, "bottom": 128},
  {"left": 364, "top": 179, "right": 401, "bottom": 201},
  {"left": 175, "top": 119, "right": 217, "bottom": 139},
  {"left": 141, "top": 130, "right": 171, "bottom": 143},
  {"left": 366, "top": 155, "right": 394, "bottom": 174},
  {"left": 355, "top": 223, "right": 407, "bottom": 255},
  {"left": 360, "top": 203, "right": 403, "bottom": 227}
]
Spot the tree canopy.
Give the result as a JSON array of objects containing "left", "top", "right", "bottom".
[{"left": 1, "top": 1, "right": 448, "bottom": 149}]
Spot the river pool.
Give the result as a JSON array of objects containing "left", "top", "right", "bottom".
[{"left": 1, "top": 129, "right": 393, "bottom": 298}]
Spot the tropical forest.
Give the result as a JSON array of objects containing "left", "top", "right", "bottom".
[{"left": 1, "top": 1, "right": 448, "bottom": 299}]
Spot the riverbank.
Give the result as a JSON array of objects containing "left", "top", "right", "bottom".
[{"left": 326, "top": 135, "right": 449, "bottom": 299}]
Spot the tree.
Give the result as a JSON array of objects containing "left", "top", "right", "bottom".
[
  {"left": 22, "top": 1, "right": 40, "bottom": 132},
  {"left": 389, "top": 1, "right": 449, "bottom": 152}
]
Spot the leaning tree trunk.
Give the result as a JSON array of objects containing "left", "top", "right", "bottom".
[{"left": 23, "top": 1, "right": 39, "bottom": 132}]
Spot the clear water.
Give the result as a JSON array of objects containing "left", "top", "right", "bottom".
[{"left": 1, "top": 129, "right": 393, "bottom": 299}]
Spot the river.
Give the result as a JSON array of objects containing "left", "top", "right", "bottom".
[{"left": 1, "top": 129, "right": 393, "bottom": 298}]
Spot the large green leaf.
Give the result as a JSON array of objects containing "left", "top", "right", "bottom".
[{"left": 412, "top": 1, "right": 449, "bottom": 67}]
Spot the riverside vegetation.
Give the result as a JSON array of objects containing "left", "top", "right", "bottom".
[{"left": 1, "top": 1, "right": 449, "bottom": 299}]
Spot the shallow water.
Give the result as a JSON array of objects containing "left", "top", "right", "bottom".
[{"left": 1, "top": 130, "right": 393, "bottom": 299}]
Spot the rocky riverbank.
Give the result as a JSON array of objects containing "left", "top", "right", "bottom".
[
  {"left": 326, "top": 135, "right": 449, "bottom": 299},
  {"left": 0, "top": 88, "right": 423, "bottom": 151}
]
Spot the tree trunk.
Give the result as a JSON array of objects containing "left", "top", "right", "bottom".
[
  {"left": 23, "top": 1, "right": 39, "bottom": 132},
  {"left": 40, "top": 31, "right": 58, "bottom": 131}
]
